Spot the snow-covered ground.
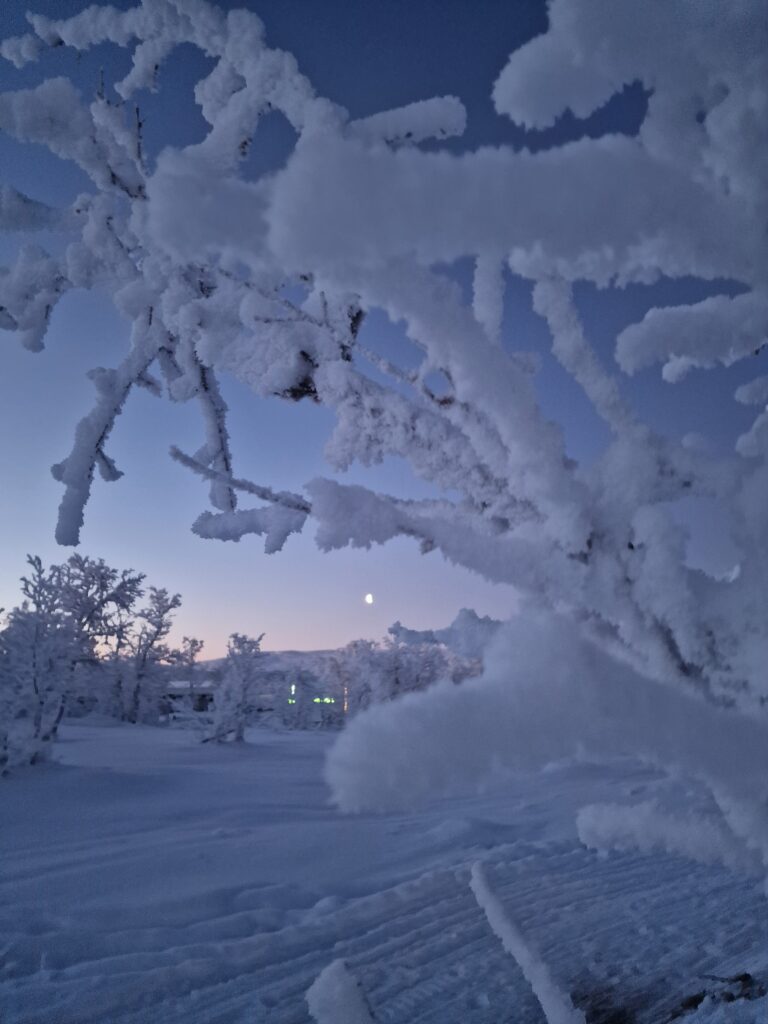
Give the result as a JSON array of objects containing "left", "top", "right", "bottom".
[{"left": 1, "top": 720, "right": 766, "bottom": 1023}]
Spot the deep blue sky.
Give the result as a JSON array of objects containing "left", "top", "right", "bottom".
[{"left": 0, "top": 0, "right": 757, "bottom": 653}]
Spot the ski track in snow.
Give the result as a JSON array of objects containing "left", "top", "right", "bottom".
[{"left": 1, "top": 725, "right": 766, "bottom": 1024}]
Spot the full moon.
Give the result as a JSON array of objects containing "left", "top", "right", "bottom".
[{"left": 364, "top": 593, "right": 374, "bottom": 605}]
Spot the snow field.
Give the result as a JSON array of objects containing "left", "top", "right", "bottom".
[{"left": 1, "top": 722, "right": 766, "bottom": 1023}]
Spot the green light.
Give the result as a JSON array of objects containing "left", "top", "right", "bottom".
[
  {"left": 287, "top": 698, "right": 296, "bottom": 704},
  {"left": 313, "top": 697, "right": 335, "bottom": 704}
]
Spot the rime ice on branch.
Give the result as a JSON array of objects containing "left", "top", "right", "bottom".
[{"left": 1, "top": 0, "right": 767, "bottom": 705}]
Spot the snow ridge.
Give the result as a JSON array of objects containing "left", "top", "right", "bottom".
[{"left": 470, "top": 861, "right": 585, "bottom": 1024}]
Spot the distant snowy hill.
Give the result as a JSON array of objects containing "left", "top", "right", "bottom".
[{"left": 202, "top": 649, "right": 339, "bottom": 676}]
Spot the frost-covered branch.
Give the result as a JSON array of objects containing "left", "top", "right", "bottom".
[
  {"left": 192, "top": 361, "right": 236, "bottom": 512},
  {"left": 532, "top": 278, "right": 637, "bottom": 438},
  {"left": 0, "top": 185, "right": 64, "bottom": 231},
  {"left": 170, "top": 446, "right": 309, "bottom": 513},
  {"left": 470, "top": 862, "right": 585, "bottom": 1024},
  {"left": 576, "top": 801, "right": 762, "bottom": 876},
  {"left": 326, "top": 612, "right": 768, "bottom": 882},
  {"left": 51, "top": 314, "right": 160, "bottom": 545},
  {"left": 306, "top": 959, "right": 376, "bottom": 1024}
]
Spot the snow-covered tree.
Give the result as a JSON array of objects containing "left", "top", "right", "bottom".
[
  {"left": 1, "top": 0, "right": 764, "bottom": 709},
  {"left": 177, "top": 635, "right": 205, "bottom": 675},
  {"left": 169, "top": 635, "right": 206, "bottom": 709},
  {"left": 0, "top": 554, "right": 193, "bottom": 759},
  {"left": 0, "top": 592, "right": 78, "bottom": 769},
  {"left": 0, "top": 554, "right": 147, "bottom": 765},
  {"left": 338, "top": 636, "right": 478, "bottom": 713},
  {"left": 389, "top": 609, "right": 502, "bottom": 663},
  {"left": 57, "top": 554, "right": 145, "bottom": 658},
  {"left": 119, "top": 587, "right": 182, "bottom": 723},
  {"left": 55, "top": 554, "right": 146, "bottom": 719},
  {"left": 208, "top": 632, "right": 264, "bottom": 742},
  {"left": 1, "top": 1, "right": 768, "bottom": 866}
]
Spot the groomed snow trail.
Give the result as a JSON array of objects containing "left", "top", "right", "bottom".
[
  {"left": 1, "top": 725, "right": 766, "bottom": 1024},
  {"left": 4, "top": 842, "right": 765, "bottom": 1023}
]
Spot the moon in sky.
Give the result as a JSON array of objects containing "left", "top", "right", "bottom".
[{"left": 364, "top": 593, "right": 374, "bottom": 605}]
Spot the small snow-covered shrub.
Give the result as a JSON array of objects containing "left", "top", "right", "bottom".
[
  {"left": 207, "top": 632, "right": 264, "bottom": 743},
  {"left": 0, "top": 605, "right": 78, "bottom": 769}
]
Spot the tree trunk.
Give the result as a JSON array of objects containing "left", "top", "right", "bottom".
[{"left": 40, "top": 695, "right": 67, "bottom": 742}]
